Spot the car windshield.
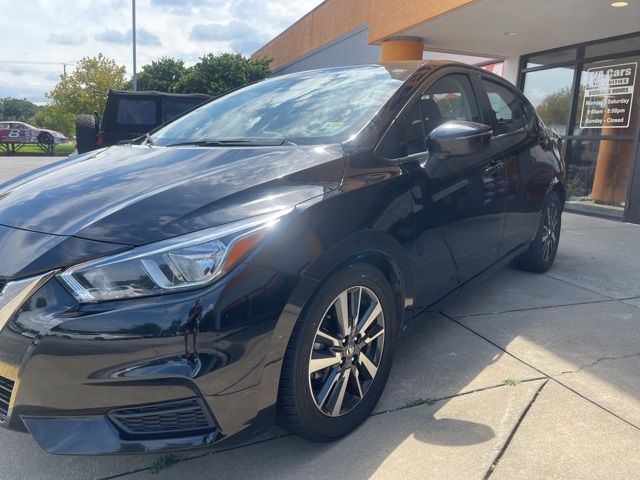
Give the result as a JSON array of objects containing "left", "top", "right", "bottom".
[{"left": 151, "top": 65, "right": 409, "bottom": 146}]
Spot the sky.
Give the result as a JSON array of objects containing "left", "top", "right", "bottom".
[{"left": 0, "top": 0, "right": 323, "bottom": 104}]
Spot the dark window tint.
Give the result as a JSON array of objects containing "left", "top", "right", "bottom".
[
  {"left": 585, "top": 35, "right": 640, "bottom": 59},
  {"left": 116, "top": 99, "right": 157, "bottom": 126},
  {"left": 398, "top": 102, "right": 425, "bottom": 156},
  {"left": 482, "top": 80, "right": 526, "bottom": 135},
  {"left": 526, "top": 48, "right": 576, "bottom": 68},
  {"left": 164, "top": 99, "right": 201, "bottom": 122},
  {"left": 420, "top": 74, "right": 480, "bottom": 134}
]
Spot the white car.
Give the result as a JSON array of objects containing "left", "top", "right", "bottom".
[{"left": 0, "top": 121, "right": 67, "bottom": 145}]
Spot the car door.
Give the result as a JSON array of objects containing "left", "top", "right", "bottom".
[
  {"left": 398, "top": 70, "right": 508, "bottom": 308},
  {"left": 477, "top": 77, "right": 552, "bottom": 256}
]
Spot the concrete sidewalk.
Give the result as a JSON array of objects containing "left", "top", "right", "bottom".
[{"left": 0, "top": 157, "right": 638, "bottom": 479}]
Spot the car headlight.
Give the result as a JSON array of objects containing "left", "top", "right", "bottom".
[{"left": 58, "top": 209, "right": 290, "bottom": 303}]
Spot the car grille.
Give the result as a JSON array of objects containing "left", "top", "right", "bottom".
[
  {"left": 108, "top": 399, "right": 215, "bottom": 438},
  {"left": 0, "top": 375, "right": 15, "bottom": 421}
]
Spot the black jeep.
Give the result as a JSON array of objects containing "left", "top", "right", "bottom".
[{"left": 75, "top": 90, "right": 211, "bottom": 154}]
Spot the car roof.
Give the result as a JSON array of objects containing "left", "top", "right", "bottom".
[{"left": 274, "top": 60, "right": 505, "bottom": 85}]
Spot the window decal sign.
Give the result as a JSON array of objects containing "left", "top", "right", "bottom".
[{"left": 580, "top": 62, "right": 636, "bottom": 129}]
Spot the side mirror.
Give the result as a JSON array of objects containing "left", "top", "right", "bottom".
[{"left": 427, "top": 120, "right": 493, "bottom": 157}]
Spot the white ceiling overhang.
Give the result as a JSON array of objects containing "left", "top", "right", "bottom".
[{"left": 398, "top": 0, "right": 640, "bottom": 58}]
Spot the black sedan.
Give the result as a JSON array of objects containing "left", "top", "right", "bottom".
[{"left": 0, "top": 61, "right": 564, "bottom": 455}]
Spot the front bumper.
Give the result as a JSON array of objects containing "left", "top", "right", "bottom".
[{"left": 0, "top": 262, "right": 316, "bottom": 454}]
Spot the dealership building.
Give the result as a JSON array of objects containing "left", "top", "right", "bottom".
[{"left": 254, "top": 0, "right": 640, "bottom": 224}]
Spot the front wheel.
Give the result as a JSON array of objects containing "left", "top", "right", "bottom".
[
  {"left": 515, "top": 191, "right": 562, "bottom": 273},
  {"left": 277, "top": 264, "right": 397, "bottom": 442}
]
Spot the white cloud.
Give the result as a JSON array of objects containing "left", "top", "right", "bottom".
[
  {"left": 48, "top": 33, "right": 88, "bottom": 46},
  {"left": 95, "top": 28, "right": 162, "bottom": 46},
  {"left": 0, "top": 0, "right": 322, "bottom": 102}
]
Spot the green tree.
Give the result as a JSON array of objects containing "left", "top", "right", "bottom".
[
  {"left": 0, "top": 101, "right": 4, "bottom": 121},
  {"left": 47, "top": 53, "right": 127, "bottom": 117},
  {"left": 29, "top": 105, "right": 75, "bottom": 137},
  {"left": 535, "top": 86, "right": 573, "bottom": 127},
  {"left": 127, "top": 57, "right": 187, "bottom": 92},
  {"left": 1, "top": 98, "right": 40, "bottom": 122},
  {"left": 175, "top": 53, "right": 271, "bottom": 96}
]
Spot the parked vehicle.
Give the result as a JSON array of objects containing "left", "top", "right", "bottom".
[
  {"left": 0, "top": 61, "right": 564, "bottom": 455},
  {"left": 75, "top": 90, "right": 211, "bottom": 154},
  {"left": 0, "top": 121, "right": 67, "bottom": 146}
]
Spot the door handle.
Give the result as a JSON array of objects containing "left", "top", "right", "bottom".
[{"left": 483, "top": 160, "right": 504, "bottom": 176}]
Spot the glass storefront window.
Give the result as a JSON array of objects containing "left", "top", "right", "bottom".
[
  {"left": 585, "top": 36, "right": 640, "bottom": 59},
  {"left": 522, "top": 66, "right": 575, "bottom": 135},
  {"left": 526, "top": 48, "right": 577, "bottom": 68},
  {"left": 565, "top": 139, "right": 634, "bottom": 218},
  {"left": 522, "top": 34, "right": 640, "bottom": 222},
  {"left": 572, "top": 56, "right": 640, "bottom": 137}
]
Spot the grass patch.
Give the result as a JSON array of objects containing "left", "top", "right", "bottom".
[
  {"left": 149, "top": 454, "right": 178, "bottom": 475},
  {"left": 503, "top": 378, "right": 521, "bottom": 387},
  {"left": 404, "top": 397, "right": 436, "bottom": 408},
  {"left": 0, "top": 143, "right": 75, "bottom": 156}
]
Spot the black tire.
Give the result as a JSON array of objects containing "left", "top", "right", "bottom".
[
  {"left": 277, "top": 263, "right": 397, "bottom": 442},
  {"left": 515, "top": 191, "right": 562, "bottom": 273},
  {"left": 75, "top": 114, "right": 97, "bottom": 154},
  {"left": 38, "top": 132, "right": 54, "bottom": 145}
]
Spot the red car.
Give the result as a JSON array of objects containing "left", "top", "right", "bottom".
[{"left": 0, "top": 121, "right": 67, "bottom": 145}]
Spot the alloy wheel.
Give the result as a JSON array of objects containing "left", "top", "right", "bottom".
[
  {"left": 541, "top": 201, "right": 559, "bottom": 262},
  {"left": 308, "top": 286, "right": 385, "bottom": 417}
]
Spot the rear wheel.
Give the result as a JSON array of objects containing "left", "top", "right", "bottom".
[
  {"left": 515, "top": 191, "right": 562, "bottom": 273},
  {"left": 277, "top": 264, "right": 396, "bottom": 441},
  {"left": 38, "top": 132, "right": 54, "bottom": 145},
  {"left": 75, "top": 114, "right": 98, "bottom": 154}
]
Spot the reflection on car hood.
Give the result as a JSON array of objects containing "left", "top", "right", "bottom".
[{"left": 0, "top": 144, "right": 345, "bottom": 245}]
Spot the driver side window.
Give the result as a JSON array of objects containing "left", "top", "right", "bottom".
[{"left": 397, "top": 74, "right": 480, "bottom": 157}]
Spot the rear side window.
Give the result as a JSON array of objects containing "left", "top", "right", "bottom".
[
  {"left": 481, "top": 79, "right": 526, "bottom": 135},
  {"left": 116, "top": 98, "right": 157, "bottom": 126}
]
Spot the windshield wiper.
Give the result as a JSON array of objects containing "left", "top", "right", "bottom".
[
  {"left": 144, "top": 133, "right": 154, "bottom": 146},
  {"left": 166, "top": 138, "right": 288, "bottom": 147}
]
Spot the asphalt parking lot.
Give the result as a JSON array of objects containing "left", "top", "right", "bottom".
[
  {"left": 0, "top": 156, "right": 67, "bottom": 184},
  {"left": 1, "top": 158, "right": 639, "bottom": 479}
]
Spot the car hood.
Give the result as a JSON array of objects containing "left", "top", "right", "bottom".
[{"left": 0, "top": 144, "right": 346, "bottom": 246}]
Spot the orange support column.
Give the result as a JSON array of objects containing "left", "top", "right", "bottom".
[{"left": 380, "top": 39, "right": 424, "bottom": 62}]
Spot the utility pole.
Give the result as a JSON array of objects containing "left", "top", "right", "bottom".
[{"left": 132, "top": 0, "right": 137, "bottom": 91}]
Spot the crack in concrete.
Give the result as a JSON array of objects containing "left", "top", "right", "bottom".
[
  {"left": 555, "top": 352, "right": 640, "bottom": 376},
  {"left": 443, "top": 312, "right": 640, "bottom": 434},
  {"left": 373, "top": 377, "right": 547, "bottom": 417},
  {"left": 451, "top": 298, "right": 614, "bottom": 319},
  {"left": 99, "top": 432, "right": 293, "bottom": 480},
  {"left": 542, "top": 272, "right": 617, "bottom": 300},
  {"left": 482, "top": 380, "right": 549, "bottom": 479}
]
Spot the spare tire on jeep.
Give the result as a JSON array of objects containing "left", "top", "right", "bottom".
[{"left": 75, "top": 114, "right": 98, "bottom": 154}]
